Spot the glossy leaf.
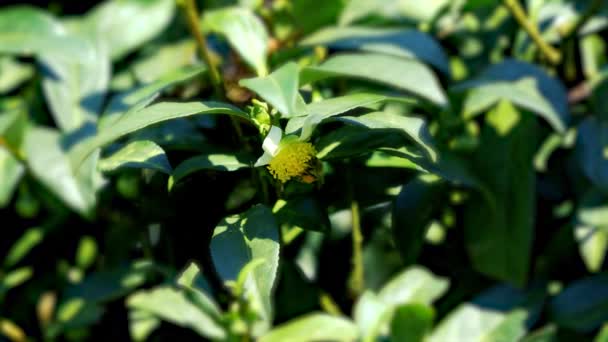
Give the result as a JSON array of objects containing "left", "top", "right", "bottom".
[
  {"left": 203, "top": 7, "right": 269, "bottom": 75},
  {"left": 240, "top": 62, "right": 308, "bottom": 117},
  {"left": 84, "top": 0, "right": 175, "bottom": 61},
  {"left": 210, "top": 205, "right": 280, "bottom": 336},
  {"left": 98, "top": 140, "right": 172, "bottom": 174},
  {"left": 70, "top": 101, "right": 248, "bottom": 168},
  {"left": 259, "top": 313, "right": 358, "bottom": 342},
  {"left": 25, "top": 127, "right": 101, "bottom": 217},
  {"left": 273, "top": 197, "right": 331, "bottom": 232},
  {"left": 334, "top": 111, "right": 437, "bottom": 161},
  {"left": 301, "top": 53, "right": 447, "bottom": 106},
  {"left": 127, "top": 286, "right": 226, "bottom": 339},
  {"left": 40, "top": 19, "right": 110, "bottom": 132},
  {"left": 302, "top": 26, "right": 449, "bottom": 73}
]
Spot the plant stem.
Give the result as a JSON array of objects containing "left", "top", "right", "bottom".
[
  {"left": 179, "top": 0, "right": 223, "bottom": 96},
  {"left": 350, "top": 189, "right": 364, "bottom": 296},
  {"left": 503, "top": 0, "right": 561, "bottom": 65},
  {"left": 319, "top": 291, "right": 343, "bottom": 316}
]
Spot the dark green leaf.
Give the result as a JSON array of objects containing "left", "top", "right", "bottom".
[{"left": 390, "top": 303, "right": 435, "bottom": 342}]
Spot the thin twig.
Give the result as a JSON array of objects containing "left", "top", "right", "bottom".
[
  {"left": 503, "top": 0, "right": 562, "bottom": 65},
  {"left": 179, "top": 0, "right": 223, "bottom": 96}
]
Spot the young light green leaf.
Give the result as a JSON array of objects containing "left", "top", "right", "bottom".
[
  {"left": 301, "top": 53, "right": 447, "bottom": 106},
  {"left": 203, "top": 7, "right": 269, "bottom": 76},
  {"left": 259, "top": 313, "right": 358, "bottom": 342},
  {"left": 240, "top": 62, "right": 308, "bottom": 117},
  {"left": 98, "top": 140, "right": 172, "bottom": 174},
  {"left": 378, "top": 266, "right": 449, "bottom": 306}
]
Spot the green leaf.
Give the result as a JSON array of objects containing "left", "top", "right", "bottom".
[
  {"left": 457, "top": 59, "right": 569, "bottom": 133},
  {"left": 392, "top": 174, "right": 445, "bottom": 265},
  {"left": 203, "top": 6, "right": 269, "bottom": 76},
  {"left": 129, "top": 310, "right": 160, "bottom": 342},
  {"left": 169, "top": 152, "right": 254, "bottom": 189},
  {"left": 127, "top": 286, "right": 226, "bottom": 339},
  {"left": 0, "top": 147, "right": 24, "bottom": 208},
  {"left": 390, "top": 303, "right": 435, "bottom": 342},
  {"left": 176, "top": 263, "right": 222, "bottom": 321},
  {"left": 273, "top": 197, "right": 331, "bottom": 233},
  {"left": 259, "top": 313, "right": 358, "bottom": 342},
  {"left": 549, "top": 274, "right": 608, "bottom": 332},
  {"left": 334, "top": 111, "right": 437, "bottom": 161},
  {"left": 522, "top": 325, "right": 558, "bottom": 342},
  {"left": 99, "top": 66, "right": 207, "bottom": 129},
  {"left": 378, "top": 266, "right": 449, "bottom": 306},
  {"left": 302, "top": 53, "right": 446, "bottom": 106},
  {"left": 429, "top": 284, "right": 540, "bottom": 342},
  {"left": 132, "top": 40, "right": 198, "bottom": 84},
  {"left": 596, "top": 324, "right": 608, "bottom": 342},
  {"left": 0, "top": 57, "right": 34, "bottom": 94},
  {"left": 85, "top": 0, "right": 175, "bottom": 61},
  {"left": 70, "top": 101, "right": 248, "bottom": 169},
  {"left": 302, "top": 26, "right": 449, "bottom": 73},
  {"left": 354, "top": 291, "right": 394, "bottom": 341},
  {"left": 339, "top": 0, "right": 449, "bottom": 25},
  {"left": 430, "top": 306, "right": 528, "bottom": 342},
  {"left": 464, "top": 101, "right": 537, "bottom": 286},
  {"left": 40, "top": 19, "right": 110, "bottom": 132},
  {"left": 240, "top": 62, "right": 308, "bottom": 117},
  {"left": 98, "top": 140, "right": 172, "bottom": 174},
  {"left": 3, "top": 227, "right": 44, "bottom": 269},
  {"left": 577, "top": 117, "right": 608, "bottom": 191},
  {"left": 287, "top": 93, "right": 410, "bottom": 139},
  {"left": 210, "top": 205, "right": 280, "bottom": 336},
  {"left": 25, "top": 127, "right": 101, "bottom": 217},
  {"left": 0, "top": 6, "right": 90, "bottom": 60},
  {"left": 66, "top": 261, "right": 151, "bottom": 303}
]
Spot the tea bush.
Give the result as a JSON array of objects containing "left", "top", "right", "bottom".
[{"left": 0, "top": 0, "right": 607, "bottom": 341}]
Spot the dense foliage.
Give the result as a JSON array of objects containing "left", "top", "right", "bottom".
[{"left": 1, "top": 0, "right": 607, "bottom": 341}]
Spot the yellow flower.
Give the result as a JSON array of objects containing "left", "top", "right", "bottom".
[
  {"left": 255, "top": 126, "right": 319, "bottom": 183},
  {"left": 268, "top": 141, "right": 317, "bottom": 183}
]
